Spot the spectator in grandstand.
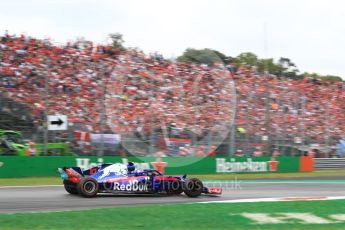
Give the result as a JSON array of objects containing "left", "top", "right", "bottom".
[
  {"left": 0, "top": 32, "right": 344, "bottom": 156},
  {"left": 252, "top": 147, "right": 263, "bottom": 157},
  {"left": 235, "top": 149, "right": 244, "bottom": 157},
  {"left": 272, "top": 148, "right": 280, "bottom": 157}
]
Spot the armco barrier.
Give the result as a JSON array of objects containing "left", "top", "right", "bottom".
[
  {"left": 0, "top": 156, "right": 302, "bottom": 178},
  {"left": 314, "top": 158, "right": 345, "bottom": 169}
]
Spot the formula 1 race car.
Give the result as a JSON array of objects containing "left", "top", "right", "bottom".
[{"left": 58, "top": 162, "right": 222, "bottom": 198}]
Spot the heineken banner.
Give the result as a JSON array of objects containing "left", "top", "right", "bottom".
[{"left": 0, "top": 156, "right": 303, "bottom": 178}]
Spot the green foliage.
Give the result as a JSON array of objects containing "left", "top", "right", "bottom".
[
  {"left": 321, "top": 75, "right": 343, "bottom": 82},
  {"left": 302, "top": 72, "right": 343, "bottom": 83},
  {"left": 177, "top": 48, "right": 232, "bottom": 66},
  {"left": 277, "top": 57, "right": 300, "bottom": 79},
  {"left": 257, "top": 58, "right": 282, "bottom": 75},
  {"left": 107, "top": 33, "right": 125, "bottom": 50},
  {"left": 73, "top": 37, "right": 92, "bottom": 50},
  {"left": 233, "top": 52, "right": 258, "bottom": 67},
  {"left": 176, "top": 48, "right": 343, "bottom": 81}
]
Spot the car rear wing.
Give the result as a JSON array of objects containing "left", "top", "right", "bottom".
[
  {"left": 58, "top": 164, "right": 112, "bottom": 183},
  {"left": 58, "top": 167, "right": 82, "bottom": 183}
]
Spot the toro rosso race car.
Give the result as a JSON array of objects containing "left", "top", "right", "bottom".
[{"left": 58, "top": 162, "right": 222, "bottom": 198}]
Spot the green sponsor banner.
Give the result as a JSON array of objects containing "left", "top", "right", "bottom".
[{"left": 0, "top": 156, "right": 299, "bottom": 178}]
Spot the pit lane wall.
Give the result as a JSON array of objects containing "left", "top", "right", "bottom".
[{"left": 0, "top": 156, "right": 312, "bottom": 178}]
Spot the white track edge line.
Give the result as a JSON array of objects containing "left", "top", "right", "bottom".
[{"left": 198, "top": 196, "right": 345, "bottom": 204}]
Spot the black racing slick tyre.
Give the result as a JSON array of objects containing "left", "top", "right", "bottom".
[
  {"left": 63, "top": 180, "right": 78, "bottom": 194},
  {"left": 183, "top": 178, "right": 203, "bottom": 198},
  {"left": 77, "top": 177, "right": 99, "bottom": 198}
]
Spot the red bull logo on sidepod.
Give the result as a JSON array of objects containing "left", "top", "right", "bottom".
[{"left": 113, "top": 179, "right": 149, "bottom": 191}]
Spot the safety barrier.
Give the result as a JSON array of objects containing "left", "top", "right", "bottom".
[
  {"left": 0, "top": 156, "right": 311, "bottom": 178},
  {"left": 314, "top": 158, "right": 345, "bottom": 169}
]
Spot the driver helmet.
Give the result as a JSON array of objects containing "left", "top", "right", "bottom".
[{"left": 127, "top": 162, "right": 135, "bottom": 173}]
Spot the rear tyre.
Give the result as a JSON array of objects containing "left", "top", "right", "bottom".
[
  {"left": 77, "top": 177, "right": 99, "bottom": 198},
  {"left": 63, "top": 180, "right": 78, "bottom": 194},
  {"left": 183, "top": 178, "right": 203, "bottom": 198}
]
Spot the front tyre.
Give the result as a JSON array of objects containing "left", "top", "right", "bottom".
[
  {"left": 63, "top": 180, "right": 78, "bottom": 194},
  {"left": 77, "top": 177, "right": 99, "bottom": 198},
  {"left": 183, "top": 178, "right": 203, "bottom": 198}
]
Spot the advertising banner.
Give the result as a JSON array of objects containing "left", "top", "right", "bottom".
[
  {"left": 0, "top": 156, "right": 301, "bottom": 178},
  {"left": 90, "top": 134, "right": 121, "bottom": 144}
]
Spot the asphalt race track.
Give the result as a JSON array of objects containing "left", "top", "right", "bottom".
[{"left": 1, "top": 182, "right": 345, "bottom": 213}]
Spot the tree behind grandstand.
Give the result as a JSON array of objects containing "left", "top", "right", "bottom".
[
  {"left": 108, "top": 33, "right": 126, "bottom": 51},
  {"left": 177, "top": 49, "right": 343, "bottom": 81}
]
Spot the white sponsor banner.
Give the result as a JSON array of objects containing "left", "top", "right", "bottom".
[
  {"left": 90, "top": 134, "right": 121, "bottom": 144},
  {"left": 216, "top": 158, "right": 274, "bottom": 173}
]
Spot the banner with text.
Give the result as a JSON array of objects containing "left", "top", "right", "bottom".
[{"left": 0, "top": 156, "right": 301, "bottom": 178}]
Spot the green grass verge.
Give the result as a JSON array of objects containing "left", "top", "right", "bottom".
[
  {"left": 0, "top": 177, "right": 61, "bottom": 186},
  {"left": 1, "top": 200, "right": 345, "bottom": 229},
  {"left": 1, "top": 169, "right": 345, "bottom": 186}
]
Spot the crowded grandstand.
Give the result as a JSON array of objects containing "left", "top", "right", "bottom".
[{"left": 1, "top": 32, "right": 345, "bottom": 157}]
